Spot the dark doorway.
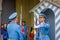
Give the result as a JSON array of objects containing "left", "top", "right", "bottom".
[
  {"left": 1, "top": 0, "right": 16, "bottom": 24},
  {"left": 41, "top": 8, "right": 55, "bottom": 40}
]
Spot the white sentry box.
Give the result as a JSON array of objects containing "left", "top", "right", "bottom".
[{"left": 29, "top": 0, "right": 60, "bottom": 40}]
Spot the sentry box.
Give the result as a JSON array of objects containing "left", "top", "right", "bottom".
[{"left": 29, "top": 0, "right": 60, "bottom": 40}]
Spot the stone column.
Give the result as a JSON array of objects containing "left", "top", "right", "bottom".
[{"left": 0, "top": 0, "right": 2, "bottom": 40}]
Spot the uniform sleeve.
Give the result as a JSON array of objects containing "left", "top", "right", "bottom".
[
  {"left": 44, "top": 24, "right": 50, "bottom": 35},
  {"left": 16, "top": 25, "right": 23, "bottom": 40}
]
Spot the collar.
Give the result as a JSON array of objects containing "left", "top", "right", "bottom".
[{"left": 40, "top": 22, "right": 45, "bottom": 24}]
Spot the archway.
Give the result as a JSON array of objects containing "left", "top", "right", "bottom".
[{"left": 41, "top": 8, "right": 55, "bottom": 40}]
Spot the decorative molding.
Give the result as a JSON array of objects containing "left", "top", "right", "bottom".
[{"left": 29, "top": 0, "right": 60, "bottom": 13}]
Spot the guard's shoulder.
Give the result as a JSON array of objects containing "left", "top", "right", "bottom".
[
  {"left": 14, "top": 23, "right": 20, "bottom": 27},
  {"left": 7, "top": 23, "right": 11, "bottom": 28},
  {"left": 45, "top": 23, "right": 50, "bottom": 27},
  {"left": 16, "top": 25, "right": 22, "bottom": 32},
  {"left": 12, "top": 23, "right": 20, "bottom": 30},
  {"left": 7, "top": 24, "right": 9, "bottom": 26}
]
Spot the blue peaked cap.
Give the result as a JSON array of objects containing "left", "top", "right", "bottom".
[
  {"left": 39, "top": 13, "right": 47, "bottom": 19},
  {"left": 9, "top": 12, "right": 17, "bottom": 20}
]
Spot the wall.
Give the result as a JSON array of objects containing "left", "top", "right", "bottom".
[
  {"left": 16, "top": 0, "right": 39, "bottom": 27},
  {"left": 2, "top": 0, "right": 16, "bottom": 24}
]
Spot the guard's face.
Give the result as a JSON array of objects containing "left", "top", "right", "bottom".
[
  {"left": 15, "top": 17, "right": 18, "bottom": 23},
  {"left": 39, "top": 17, "right": 45, "bottom": 22}
]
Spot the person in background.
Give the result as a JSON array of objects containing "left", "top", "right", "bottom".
[
  {"left": 21, "top": 21, "right": 28, "bottom": 40},
  {"left": 7, "top": 12, "right": 23, "bottom": 40},
  {"left": 1, "top": 23, "right": 7, "bottom": 40},
  {"left": 29, "top": 27, "right": 34, "bottom": 40}
]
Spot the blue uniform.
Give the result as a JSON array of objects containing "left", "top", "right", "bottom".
[
  {"left": 22, "top": 26, "right": 28, "bottom": 40},
  {"left": 7, "top": 12, "right": 23, "bottom": 40},
  {"left": 7, "top": 22, "right": 23, "bottom": 40},
  {"left": 38, "top": 22, "right": 50, "bottom": 40}
]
